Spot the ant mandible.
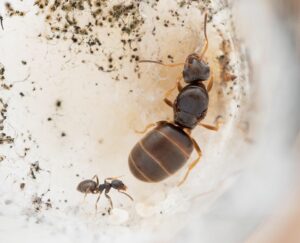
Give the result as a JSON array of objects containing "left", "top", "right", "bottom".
[
  {"left": 129, "top": 13, "right": 222, "bottom": 186},
  {"left": 77, "top": 175, "right": 133, "bottom": 212}
]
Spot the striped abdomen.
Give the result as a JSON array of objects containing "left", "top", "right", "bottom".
[{"left": 129, "top": 122, "right": 194, "bottom": 182}]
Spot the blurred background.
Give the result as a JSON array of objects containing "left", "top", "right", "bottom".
[{"left": 174, "top": 0, "right": 300, "bottom": 242}]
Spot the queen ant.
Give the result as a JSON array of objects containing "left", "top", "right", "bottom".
[{"left": 129, "top": 13, "right": 222, "bottom": 185}]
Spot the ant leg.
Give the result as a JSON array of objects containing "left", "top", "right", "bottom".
[
  {"left": 177, "top": 138, "right": 202, "bottom": 186},
  {"left": 105, "top": 193, "right": 113, "bottom": 212},
  {"left": 177, "top": 80, "right": 183, "bottom": 91},
  {"left": 139, "top": 60, "right": 185, "bottom": 68},
  {"left": 135, "top": 123, "right": 157, "bottom": 134},
  {"left": 91, "top": 175, "right": 99, "bottom": 185},
  {"left": 82, "top": 188, "right": 92, "bottom": 202},
  {"left": 83, "top": 192, "right": 88, "bottom": 201},
  {"left": 135, "top": 121, "right": 164, "bottom": 134},
  {"left": 84, "top": 188, "right": 93, "bottom": 199},
  {"left": 164, "top": 77, "right": 183, "bottom": 107},
  {"left": 164, "top": 87, "right": 175, "bottom": 107},
  {"left": 206, "top": 73, "right": 214, "bottom": 92},
  {"left": 164, "top": 99, "right": 173, "bottom": 108},
  {"left": 198, "top": 116, "right": 223, "bottom": 131},
  {"left": 118, "top": 190, "right": 134, "bottom": 201},
  {"left": 94, "top": 191, "right": 103, "bottom": 211},
  {"left": 199, "top": 123, "right": 219, "bottom": 131}
]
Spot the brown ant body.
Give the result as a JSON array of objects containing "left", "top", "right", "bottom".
[
  {"left": 77, "top": 175, "right": 133, "bottom": 212},
  {"left": 129, "top": 13, "right": 221, "bottom": 185}
]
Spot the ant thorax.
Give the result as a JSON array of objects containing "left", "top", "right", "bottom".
[{"left": 173, "top": 83, "right": 209, "bottom": 129}]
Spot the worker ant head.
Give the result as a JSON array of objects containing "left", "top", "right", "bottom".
[
  {"left": 111, "top": 179, "right": 127, "bottom": 191},
  {"left": 182, "top": 53, "right": 210, "bottom": 83}
]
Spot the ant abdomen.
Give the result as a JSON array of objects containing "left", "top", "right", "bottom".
[
  {"left": 183, "top": 53, "right": 210, "bottom": 83},
  {"left": 77, "top": 179, "right": 98, "bottom": 193},
  {"left": 129, "top": 122, "right": 193, "bottom": 182}
]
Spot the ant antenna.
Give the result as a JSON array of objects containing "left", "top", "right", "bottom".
[
  {"left": 139, "top": 13, "right": 208, "bottom": 67},
  {"left": 118, "top": 190, "right": 134, "bottom": 201},
  {"left": 104, "top": 175, "right": 125, "bottom": 184},
  {"left": 139, "top": 12, "right": 208, "bottom": 67},
  {"left": 105, "top": 175, "right": 124, "bottom": 181},
  {"left": 139, "top": 60, "right": 184, "bottom": 68},
  {"left": 198, "top": 12, "right": 209, "bottom": 59}
]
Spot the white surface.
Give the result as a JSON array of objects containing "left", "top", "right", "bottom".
[{"left": 0, "top": 0, "right": 297, "bottom": 243}]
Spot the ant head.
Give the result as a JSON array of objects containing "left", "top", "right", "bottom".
[
  {"left": 182, "top": 53, "right": 210, "bottom": 83},
  {"left": 111, "top": 179, "right": 127, "bottom": 191},
  {"left": 183, "top": 13, "right": 210, "bottom": 83}
]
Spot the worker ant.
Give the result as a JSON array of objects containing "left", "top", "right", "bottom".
[
  {"left": 77, "top": 175, "right": 133, "bottom": 212},
  {"left": 129, "top": 13, "right": 222, "bottom": 186}
]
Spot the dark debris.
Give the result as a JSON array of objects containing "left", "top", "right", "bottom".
[
  {"left": 0, "top": 15, "right": 4, "bottom": 30},
  {"left": 32, "top": 194, "right": 52, "bottom": 212},
  {"left": 0, "top": 63, "right": 14, "bottom": 146},
  {"left": 5, "top": 2, "right": 26, "bottom": 17},
  {"left": 29, "top": 161, "right": 41, "bottom": 179}
]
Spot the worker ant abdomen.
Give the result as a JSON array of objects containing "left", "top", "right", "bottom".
[
  {"left": 129, "top": 122, "right": 193, "bottom": 182},
  {"left": 174, "top": 84, "right": 209, "bottom": 129},
  {"left": 77, "top": 179, "right": 98, "bottom": 193}
]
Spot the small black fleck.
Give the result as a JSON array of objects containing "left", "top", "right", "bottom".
[
  {"left": 56, "top": 100, "right": 62, "bottom": 108},
  {"left": 20, "top": 183, "right": 26, "bottom": 190}
]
